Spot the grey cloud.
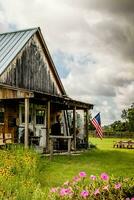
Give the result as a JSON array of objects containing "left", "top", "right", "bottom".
[
  {"left": 0, "top": 0, "right": 134, "bottom": 124},
  {"left": 0, "top": 23, "right": 9, "bottom": 32},
  {"left": 93, "top": 85, "right": 116, "bottom": 97},
  {"left": 64, "top": 0, "right": 134, "bottom": 63},
  {"left": 90, "top": 0, "right": 134, "bottom": 17},
  {"left": 0, "top": 2, "right": 3, "bottom": 10},
  {"left": 66, "top": 0, "right": 134, "bottom": 16},
  {"left": 85, "top": 16, "right": 134, "bottom": 62}
]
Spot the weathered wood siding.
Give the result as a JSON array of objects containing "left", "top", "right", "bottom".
[
  {"left": 0, "top": 101, "right": 18, "bottom": 142},
  {"left": 0, "top": 34, "right": 62, "bottom": 96}
]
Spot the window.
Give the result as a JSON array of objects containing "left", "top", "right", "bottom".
[
  {"left": 36, "top": 110, "right": 45, "bottom": 124},
  {"left": 0, "top": 108, "right": 4, "bottom": 123}
]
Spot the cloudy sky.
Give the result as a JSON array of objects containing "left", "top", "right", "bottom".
[{"left": 0, "top": 0, "right": 134, "bottom": 125}]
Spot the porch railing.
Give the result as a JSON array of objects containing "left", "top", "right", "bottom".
[{"left": 49, "top": 135, "right": 73, "bottom": 156}]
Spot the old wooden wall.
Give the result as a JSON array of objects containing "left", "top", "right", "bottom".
[
  {"left": 0, "top": 34, "right": 62, "bottom": 96},
  {"left": 0, "top": 101, "right": 18, "bottom": 141}
]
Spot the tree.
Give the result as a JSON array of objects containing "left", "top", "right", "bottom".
[
  {"left": 127, "top": 106, "right": 134, "bottom": 132},
  {"left": 121, "top": 109, "right": 127, "bottom": 122},
  {"left": 121, "top": 103, "right": 134, "bottom": 132},
  {"left": 111, "top": 120, "right": 125, "bottom": 132}
]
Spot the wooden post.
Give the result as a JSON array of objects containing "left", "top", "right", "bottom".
[
  {"left": 85, "top": 109, "right": 89, "bottom": 148},
  {"left": 32, "top": 103, "right": 36, "bottom": 136},
  {"left": 73, "top": 106, "right": 76, "bottom": 151},
  {"left": 50, "top": 138, "right": 53, "bottom": 158},
  {"left": 68, "top": 138, "right": 71, "bottom": 154},
  {"left": 25, "top": 98, "right": 29, "bottom": 148},
  {"left": 46, "top": 101, "right": 50, "bottom": 152}
]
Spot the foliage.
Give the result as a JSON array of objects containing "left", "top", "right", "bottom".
[
  {"left": 121, "top": 103, "right": 134, "bottom": 132},
  {"left": 103, "top": 125, "right": 112, "bottom": 132},
  {"left": 111, "top": 120, "right": 126, "bottom": 132},
  {"left": 121, "top": 109, "right": 127, "bottom": 122},
  {"left": 0, "top": 145, "right": 46, "bottom": 200},
  {"left": 49, "top": 172, "right": 134, "bottom": 200},
  {"left": 0, "top": 139, "right": 134, "bottom": 199},
  {"left": 104, "top": 103, "right": 134, "bottom": 134}
]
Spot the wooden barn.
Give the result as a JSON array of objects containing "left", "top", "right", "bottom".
[{"left": 0, "top": 27, "right": 93, "bottom": 153}]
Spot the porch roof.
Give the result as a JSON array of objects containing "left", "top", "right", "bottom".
[
  {"left": 0, "top": 83, "right": 93, "bottom": 110},
  {"left": 34, "top": 91, "right": 93, "bottom": 110}
]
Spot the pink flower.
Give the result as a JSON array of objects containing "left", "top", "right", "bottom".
[
  {"left": 90, "top": 175, "right": 96, "bottom": 180},
  {"left": 79, "top": 171, "right": 87, "bottom": 177},
  {"left": 103, "top": 185, "right": 109, "bottom": 191},
  {"left": 94, "top": 189, "right": 100, "bottom": 196},
  {"left": 73, "top": 176, "right": 81, "bottom": 182},
  {"left": 126, "top": 198, "right": 130, "bottom": 200},
  {"left": 100, "top": 173, "right": 109, "bottom": 181},
  {"left": 60, "top": 188, "right": 72, "bottom": 196},
  {"left": 80, "top": 190, "right": 89, "bottom": 198},
  {"left": 50, "top": 187, "right": 58, "bottom": 193},
  {"left": 131, "top": 198, "right": 134, "bottom": 200},
  {"left": 114, "top": 183, "right": 121, "bottom": 189}
]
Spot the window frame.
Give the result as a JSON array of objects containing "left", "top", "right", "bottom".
[
  {"left": 0, "top": 107, "right": 4, "bottom": 124},
  {"left": 19, "top": 104, "right": 32, "bottom": 125},
  {"left": 35, "top": 109, "right": 45, "bottom": 125}
]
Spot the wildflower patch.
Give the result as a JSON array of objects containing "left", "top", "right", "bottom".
[{"left": 49, "top": 172, "right": 134, "bottom": 200}]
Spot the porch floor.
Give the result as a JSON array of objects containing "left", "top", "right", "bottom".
[{"left": 42, "top": 149, "right": 89, "bottom": 156}]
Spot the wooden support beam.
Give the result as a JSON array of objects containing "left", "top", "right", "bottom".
[
  {"left": 0, "top": 86, "right": 34, "bottom": 99},
  {"left": 68, "top": 138, "right": 71, "bottom": 154},
  {"left": 85, "top": 109, "right": 89, "bottom": 148},
  {"left": 32, "top": 103, "right": 36, "bottom": 136},
  {"left": 46, "top": 101, "right": 51, "bottom": 152},
  {"left": 25, "top": 98, "right": 29, "bottom": 148},
  {"left": 73, "top": 106, "right": 76, "bottom": 151},
  {"left": 50, "top": 138, "right": 53, "bottom": 158}
]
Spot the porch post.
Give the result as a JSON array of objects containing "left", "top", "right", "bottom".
[
  {"left": 32, "top": 103, "right": 36, "bottom": 136},
  {"left": 25, "top": 98, "right": 29, "bottom": 148},
  {"left": 73, "top": 106, "right": 76, "bottom": 151},
  {"left": 85, "top": 109, "right": 89, "bottom": 148},
  {"left": 46, "top": 101, "right": 50, "bottom": 152}
]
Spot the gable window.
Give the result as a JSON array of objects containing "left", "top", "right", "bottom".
[
  {"left": 0, "top": 108, "right": 4, "bottom": 124},
  {"left": 36, "top": 110, "right": 45, "bottom": 125}
]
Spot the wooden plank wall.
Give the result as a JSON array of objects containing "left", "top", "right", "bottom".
[
  {"left": 0, "top": 34, "right": 62, "bottom": 96},
  {"left": 0, "top": 102, "right": 18, "bottom": 142}
]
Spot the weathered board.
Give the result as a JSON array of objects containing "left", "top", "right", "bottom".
[
  {"left": 0, "top": 34, "right": 62, "bottom": 96},
  {"left": 0, "top": 101, "right": 18, "bottom": 143}
]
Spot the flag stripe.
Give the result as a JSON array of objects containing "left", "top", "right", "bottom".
[{"left": 91, "top": 113, "right": 103, "bottom": 139}]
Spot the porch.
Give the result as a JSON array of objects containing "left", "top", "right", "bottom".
[{"left": 0, "top": 84, "right": 93, "bottom": 153}]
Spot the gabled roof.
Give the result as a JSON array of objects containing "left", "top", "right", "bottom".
[
  {"left": 0, "top": 27, "right": 66, "bottom": 95},
  {"left": 0, "top": 28, "right": 38, "bottom": 74}
]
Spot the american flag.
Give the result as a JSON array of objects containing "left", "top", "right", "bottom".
[{"left": 91, "top": 113, "right": 103, "bottom": 139}]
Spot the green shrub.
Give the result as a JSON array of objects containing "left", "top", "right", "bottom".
[{"left": 0, "top": 146, "right": 43, "bottom": 200}]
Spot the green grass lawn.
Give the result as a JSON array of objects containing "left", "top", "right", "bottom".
[
  {"left": 40, "top": 137, "right": 134, "bottom": 188},
  {"left": 0, "top": 138, "right": 134, "bottom": 199}
]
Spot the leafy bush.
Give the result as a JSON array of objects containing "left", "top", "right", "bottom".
[
  {"left": 49, "top": 172, "right": 134, "bottom": 200},
  {"left": 0, "top": 146, "right": 45, "bottom": 200}
]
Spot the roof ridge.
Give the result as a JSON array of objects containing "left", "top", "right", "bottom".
[{"left": 0, "top": 27, "right": 39, "bottom": 35}]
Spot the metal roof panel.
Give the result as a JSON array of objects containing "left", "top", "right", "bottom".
[{"left": 0, "top": 28, "right": 38, "bottom": 74}]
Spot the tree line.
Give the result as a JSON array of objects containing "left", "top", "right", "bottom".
[
  {"left": 104, "top": 103, "right": 134, "bottom": 133},
  {"left": 89, "top": 103, "right": 134, "bottom": 133}
]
